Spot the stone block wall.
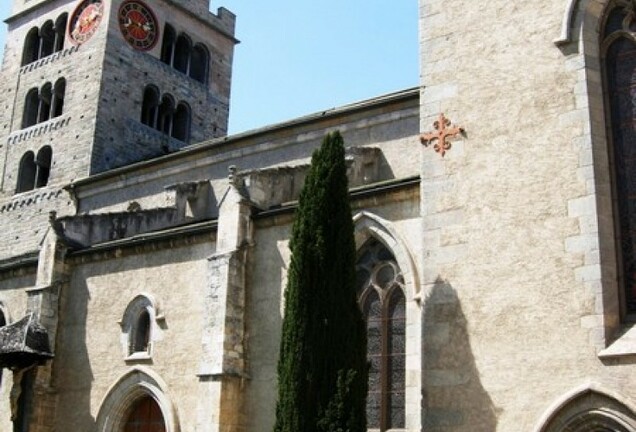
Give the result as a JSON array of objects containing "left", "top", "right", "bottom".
[{"left": 419, "top": 0, "right": 636, "bottom": 430}]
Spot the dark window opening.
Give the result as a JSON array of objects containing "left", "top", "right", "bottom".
[
  {"left": 22, "top": 88, "right": 39, "bottom": 128},
  {"left": 141, "top": 86, "right": 160, "bottom": 127},
  {"left": 160, "top": 24, "right": 176, "bottom": 65},
  {"left": 173, "top": 34, "right": 192, "bottom": 74},
  {"left": 21, "top": 28, "right": 40, "bottom": 66},
  {"left": 39, "top": 21, "right": 55, "bottom": 59},
  {"left": 190, "top": 44, "right": 208, "bottom": 83},
  {"left": 38, "top": 83, "right": 52, "bottom": 124},
  {"left": 172, "top": 103, "right": 190, "bottom": 142},
  {"left": 158, "top": 96, "right": 174, "bottom": 136},
  {"left": 16, "top": 152, "right": 36, "bottom": 193},
  {"left": 35, "top": 146, "right": 52, "bottom": 188},
  {"left": 132, "top": 310, "right": 151, "bottom": 354},
  {"left": 124, "top": 396, "right": 166, "bottom": 432},
  {"left": 54, "top": 14, "right": 68, "bottom": 53},
  {"left": 52, "top": 78, "right": 66, "bottom": 118}
]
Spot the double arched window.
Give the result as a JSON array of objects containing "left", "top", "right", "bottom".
[
  {"left": 22, "top": 13, "right": 68, "bottom": 66},
  {"left": 140, "top": 86, "right": 191, "bottom": 142},
  {"left": 601, "top": 1, "right": 636, "bottom": 315},
  {"left": 22, "top": 78, "right": 66, "bottom": 128},
  {"left": 16, "top": 146, "right": 53, "bottom": 193},
  {"left": 356, "top": 238, "right": 406, "bottom": 431},
  {"left": 160, "top": 23, "right": 209, "bottom": 84}
]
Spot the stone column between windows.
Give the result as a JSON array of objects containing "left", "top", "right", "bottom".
[{"left": 196, "top": 176, "right": 252, "bottom": 432}]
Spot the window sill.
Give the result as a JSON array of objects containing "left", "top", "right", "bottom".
[
  {"left": 124, "top": 351, "right": 152, "bottom": 363},
  {"left": 598, "top": 324, "right": 636, "bottom": 358},
  {"left": 19, "top": 45, "right": 80, "bottom": 75}
]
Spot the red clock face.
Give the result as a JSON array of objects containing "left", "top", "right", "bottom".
[
  {"left": 69, "top": 0, "right": 104, "bottom": 45},
  {"left": 118, "top": 0, "right": 159, "bottom": 51}
]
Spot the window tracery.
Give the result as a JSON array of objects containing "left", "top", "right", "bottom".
[
  {"left": 601, "top": 0, "right": 636, "bottom": 314},
  {"left": 356, "top": 238, "right": 406, "bottom": 431}
]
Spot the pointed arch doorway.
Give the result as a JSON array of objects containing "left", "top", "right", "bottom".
[{"left": 123, "top": 395, "right": 166, "bottom": 432}]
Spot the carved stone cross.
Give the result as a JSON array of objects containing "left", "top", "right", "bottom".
[{"left": 420, "top": 113, "right": 464, "bottom": 157}]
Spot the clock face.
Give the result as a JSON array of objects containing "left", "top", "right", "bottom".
[
  {"left": 69, "top": 0, "right": 104, "bottom": 45},
  {"left": 118, "top": 0, "right": 159, "bottom": 51}
]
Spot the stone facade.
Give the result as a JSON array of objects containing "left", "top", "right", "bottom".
[{"left": 0, "top": 0, "right": 634, "bottom": 431}]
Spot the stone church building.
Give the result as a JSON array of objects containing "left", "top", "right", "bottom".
[{"left": 0, "top": 0, "right": 634, "bottom": 430}]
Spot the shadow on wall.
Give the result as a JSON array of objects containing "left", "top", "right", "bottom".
[
  {"left": 52, "top": 275, "right": 95, "bottom": 430},
  {"left": 422, "top": 278, "right": 499, "bottom": 431}
]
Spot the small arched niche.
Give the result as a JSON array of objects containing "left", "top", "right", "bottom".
[{"left": 119, "top": 294, "right": 164, "bottom": 362}]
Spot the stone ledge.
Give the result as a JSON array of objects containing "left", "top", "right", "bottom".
[
  {"left": 19, "top": 46, "right": 80, "bottom": 75},
  {"left": 0, "top": 189, "right": 64, "bottom": 213},
  {"left": 599, "top": 324, "right": 636, "bottom": 358},
  {"left": 7, "top": 115, "right": 72, "bottom": 145}
]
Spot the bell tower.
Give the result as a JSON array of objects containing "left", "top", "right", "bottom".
[{"left": 0, "top": 0, "right": 236, "bottom": 258}]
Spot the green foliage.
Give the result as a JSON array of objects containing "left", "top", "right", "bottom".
[{"left": 273, "top": 131, "right": 367, "bottom": 432}]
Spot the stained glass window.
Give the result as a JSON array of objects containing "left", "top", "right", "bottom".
[
  {"left": 124, "top": 395, "right": 166, "bottom": 432},
  {"left": 603, "top": 3, "right": 636, "bottom": 313},
  {"left": 357, "top": 238, "right": 406, "bottom": 430}
]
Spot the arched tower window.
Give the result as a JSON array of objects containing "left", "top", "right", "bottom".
[
  {"left": 190, "top": 44, "right": 209, "bottom": 84},
  {"left": 172, "top": 103, "right": 190, "bottom": 142},
  {"left": 161, "top": 24, "right": 176, "bottom": 65},
  {"left": 39, "top": 20, "right": 55, "bottom": 59},
  {"left": 22, "top": 28, "right": 40, "bottom": 66},
  {"left": 22, "top": 88, "right": 39, "bottom": 128},
  {"left": 601, "top": 2, "right": 636, "bottom": 314},
  {"left": 52, "top": 78, "right": 66, "bottom": 118},
  {"left": 123, "top": 395, "right": 167, "bottom": 432},
  {"left": 356, "top": 238, "right": 405, "bottom": 431},
  {"left": 158, "top": 95, "right": 175, "bottom": 135},
  {"left": 141, "top": 86, "right": 160, "bottom": 127},
  {"left": 16, "top": 152, "right": 36, "bottom": 193},
  {"left": 54, "top": 14, "right": 68, "bottom": 53},
  {"left": 35, "top": 146, "right": 52, "bottom": 188},
  {"left": 38, "top": 82, "right": 52, "bottom": 123},
  {"left": 173, "top": 34, "right": 192, "bottom": 74}
]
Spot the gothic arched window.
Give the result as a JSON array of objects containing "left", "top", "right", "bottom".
[
  {"left": 602, "top": 2, "right": 636, "bottom": 314},
  {"left": 356, "top": 238, "right": 406, "bottom": 431},
  {"left": 123, "top": 396, "right": 166, "bottom": 432}
]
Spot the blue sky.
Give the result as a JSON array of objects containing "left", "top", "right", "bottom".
[{"left": 0, "top": 1, "right": 419, "bottom": 134}]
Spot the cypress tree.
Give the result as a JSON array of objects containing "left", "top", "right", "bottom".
[{"left": 273, "top": 131, "right": 367, "bottom": 432}]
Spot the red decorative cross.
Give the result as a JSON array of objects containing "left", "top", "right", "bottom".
[{"left": 420, "top": 113, "right": 464, "bottom": 157}]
